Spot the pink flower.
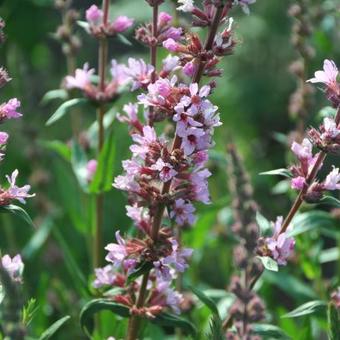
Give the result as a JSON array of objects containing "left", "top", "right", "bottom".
[
  {"left": 291, "top": 176, "right": 305, "bottom": 190},
  {"left": 151, "top": 158, "right": 177, "bottom": 182},
  {"left": 173, "top": 102, "right": 202, "bottom": 133},
  {"left": 180, "top": 83, "right": 211, "bottom": 115},
  {"left": 155, "top": 278, "right": 183, "bottom": 314},
  {"left": 163, "top": 27, "right": 182, "bottom": 41},
  {"left": 177, "top": 0, "right": 194, "bottom": 12},
  {"left": 158, "top": 12, "right": 172, "bottom": 26},
  {"left": 65, "top": 63, "right": 94, "bottom": 90},
  {"left": 331, "top": 287, "right": 340, "bottom": 308},
  {"left": 323, "top": 167, "right": 340, "bottom": 190},
  {"left": 291, "top": 138, "right": 313, "bottom": 160},
  {"left": 170, "top": 198, "right": 196, "bottom": 226},
  {"left": 113, "top": 174, "right": 140, "bottom": 191},
  {"left": 322, "top": 117, "right": 340, "bottom": 139},
  {"left": 266, "top": 217, "right": 295, "bottom": 266},
  {"left": 86, "top": 5, "right": 103, "bottom": 25},
  {"left": 1, "top": 254, "right": 24, "bottom": 282},
  {"left": 86, "top": 159, "right": 97, "bottom": 182},
  {"left": 6, "top": 169, "right": 35, "bottom": 204},
  {"left": 110, "top": 60, "right": 130, "bottom": 88},
  {"left": 0, "top": 98, "right": 21, "bottom": 121},
  {"left": 307, "top": 59, "right": 338, "bottom": 87},
  {"left": 111, "top": 16, "right": 134, "bottom": 33},
  {"left": 123, "top": 58, "right": 154, "bottom": 91},
  {"left": 162, "top": 55, "right": 179, "bottom": 73},
  {"left": 177, "top": 126, "right": 205, "bottom": 155},
  {"left": 163, "top": 38, "right": 180, "bottom": 52},
  {"left": 93, "top": 265, "right": 116, "bottom": 288},
  {"left": 163, "top": 239, "right": 193, "bottom": 273},
  {"left": 105, "top": 231, "right": 128, "bottom": 267},
  {"left": 130, "top": 126, "right": 157, "bottom": 159},
  {"left": 117, "top": 103, "right": 139, "bottom": 124},
  {"left": 0, "top": 131, "right": 9, "bottom": 145},
  {"left": 183, "top": 62, "right": 197, "bottom": 77}
]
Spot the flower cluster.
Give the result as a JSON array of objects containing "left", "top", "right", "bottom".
[
  {"left": 86, "top": 4, "right": 134, "bottom": 38},
  {"left": 1, "top": 254, "right": 24, "bottom": 283},
  {"left": 65, "top": 61, "right": 129, "bottom": 103},
  {"left": 93, "top": 231, "right": 191, "bottom": 317}
]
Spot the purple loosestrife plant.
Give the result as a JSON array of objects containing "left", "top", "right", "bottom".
[{"left": 91, "top": 0, "right": 257, "bottom": 339}]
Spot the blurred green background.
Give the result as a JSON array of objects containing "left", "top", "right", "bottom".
[{"left": 0, "top": 0, "right": 339, "bottom": 338}]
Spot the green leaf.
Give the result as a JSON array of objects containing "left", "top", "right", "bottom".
[
  {"left": 89, "top": 128, "right": 116, "bottom": 194},
  {"left": 71, "top": 140, "right": 89, "bottom": 192},
  {"left": 260, "top": 168, "right": 293, "bottom": 178},
  {"left": 41, "top": 89, "right": 68, "bottom": 105},
  {"left": 39, "top": 140, "right": 71, "bottom": 161},
  {"left": 319, "top": 195, "right": 340, "bottom": 208},
  {"left": 190, "top": 286, "right": 219, "bottom": 316},
  {"left": 77, "top": 20, "right": 90, "bottom": 33},
  {"left": 256, "top": 212, "right": 272, "bottom": 236},
  {"left": 46, "top": 98, "right": 89, "bottom": 126},
  {"left": 258, "top": 256, "right": 278, "bottom": 272},
  {"left": 206, "top": 314, "right": 224, "bottom": 340},
  {"left": 318, "top": 106, "right": 337, "bottom": 119},
  {"left": 328, "top": 302, "right": 340, "bottom": 340},
  {"left": 0, "top": 205, "right": 35, "bottom": 228},
  {"left": 319, "top": 247, "right": 339, "bottom": 263},
  {"left": 152, "top": 312, "right": 196, "bottom": 336},
  {"left": 252, "top": 324, "right": 291, "bottom": 339},
  {"left": 80, "top": 299, "right": 129, "bottom": 335},
  {"left": 117, "top": 33, "right": 132, "bottom": 46},
  {"left": 282, "top": 300, "right": 326, "bottom": 318},
  {"left": 22, "top": 298, "right": 38, "bottom": 327},
  {"left": 22, "top": 216, "right": 54, "bottom": 259},
  {"left": 127, "top": 262, "right": 153, "bottom": 285},
  {"left": 39, "top": 315, "right": 71, "bottom": 340}
]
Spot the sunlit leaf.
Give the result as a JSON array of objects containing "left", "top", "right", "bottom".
[
  {"left": 260, "top": 168, "right": 293, "bottom": 178},
  {"left": 258, "top": 256, "right": 278, "bottom": 272},
  {"left": 282, "top": 300, "right": 326, "bottom": 318},
  {"left": 0, "top": 205, "right": 35, "bottom": 228},
  {"left": 319, "top": 247, "right": 339, "bottom": 263},
  {"left": 252, "top": 324, "right": 291, "bottom": 339},
  {"left": 71, "top": 140, "right": 89, "bottom": 192}
]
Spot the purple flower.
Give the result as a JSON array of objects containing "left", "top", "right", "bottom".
[
  {"left": 266, "top": 217, "right": 295, "bottom": 266},
  {"left": 323, "top": 167, "right": 340, "bottom": 190},
  {"left": 110, "top": 60, "right": 130, "bottom": 88},
  {"left": 1, "top": 254, "right": 24, "bottom": 282},
  {"left": 291, "top": 176, "right": 305, "bottom": 190},
  {"left": 163, "top": 27, "right": 183, "bottom": 41},
  {"left": 113, "top": 174, "right": 140, "bottom": 192},
  {"left": 117, "top": 103, "right": 139, "bottom": 124},
  {"left": 307, "top": 59, "right": 338, "bottom": 87},
  {"left": 86, "top": 159, "right": 97, "bottom": 182},
  {"left": 93, "top": 265, "right": 116, "bottom": 288},
  {"left": 190, "top": 168, "right": 211, "bottom": 204},
  {"left": 105, "top": 231, "right": 128, "bottom": 267},
  {"left": 169, "top": 198, "right": 196, "bottom": 226},
  {"left": 177, "top": 0, "right": 194, "bottom": 12},
  {"left": 291, "top": 138, "right": 313, "bottom": 161},
  {"left": 86, "top": 5, "right": 103, "bottom": 25},
  {"left": 180, "top": 83, "right": 210, "bottom": 115},
  {"left": 0, "top": 98, "right": 22, "bottom": 121},
  {"left": 156, "top": 278, "right": 183, "bottom": 314},
  {"left": 151, "top": 158, "right": 177, "bottom": 182},
  {"left": 163, "top": 38, "right": 180, "bottom": 52},
  {"left": 163, "top": 239, "right": 193, "bottom": 273},
  {"left": 123, "top": 58, "right": 154, "bottom": 91},
  {"left": 6, "top": 169, "right": 35, "bottom": 204},
  {"left": 65, "top": 63, "right": 94, "bottom": 90},
  {"left": 111, "top": 16, "right": 134, "bottom": 33}
]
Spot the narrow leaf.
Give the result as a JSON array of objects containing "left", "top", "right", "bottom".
[
  {"left": 41, "top": 89, "right": 68, "bottom": 105},
  {"left": 80, "top": 299, "right": 129, "bottom": 335},
  {"left": 282, "top": 300, "right": 326, "bottom": 318},
  {"left": 117, "top": 33, "right": 132, "bottom": 46},
  {"left": 206, "top": 314, "right": 224, "bottom": 340},
  {"left": 46, "top": 98, "right": 88, "bottom": 126},
  {"left": 152, "top": 312, "right": 196, "bottom": 336},
  {"left": 260, "top": 168, "right": 293, "bottom": 178},
  {"left": 77, "top": 20, "right": 90, "bottom": 33},
  {"left": 319, "top": 195, "right": 340, "bottom": 208},
  {"left": 89, "top": 128, "right": 116, "bottom": 194},
  {"left": 71, "top": 140, "right": 89, "bottom": 192},
  {"left": 39, "top": 140, "right": 71, "bottom": 162},
  {"left": 328, "top": 303, "right": 340, "bottom": 340},
  {"left": 258, "top": 256, "right": 278, "bottom": 272},
  {"left": 0, "top": 205, "right": 35, "bottom": 228},
  {"left": 256, "top": 212, "right": 272, "bottom": 236},
  {"left": 252, "top": 324, "right": 291, "bottom": 339},
  {"left": 190, "top": 286, "right": 219, "bottom": 315},
  {"left": 39, "top": 315, "right": 71, "bottom": 340}
]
